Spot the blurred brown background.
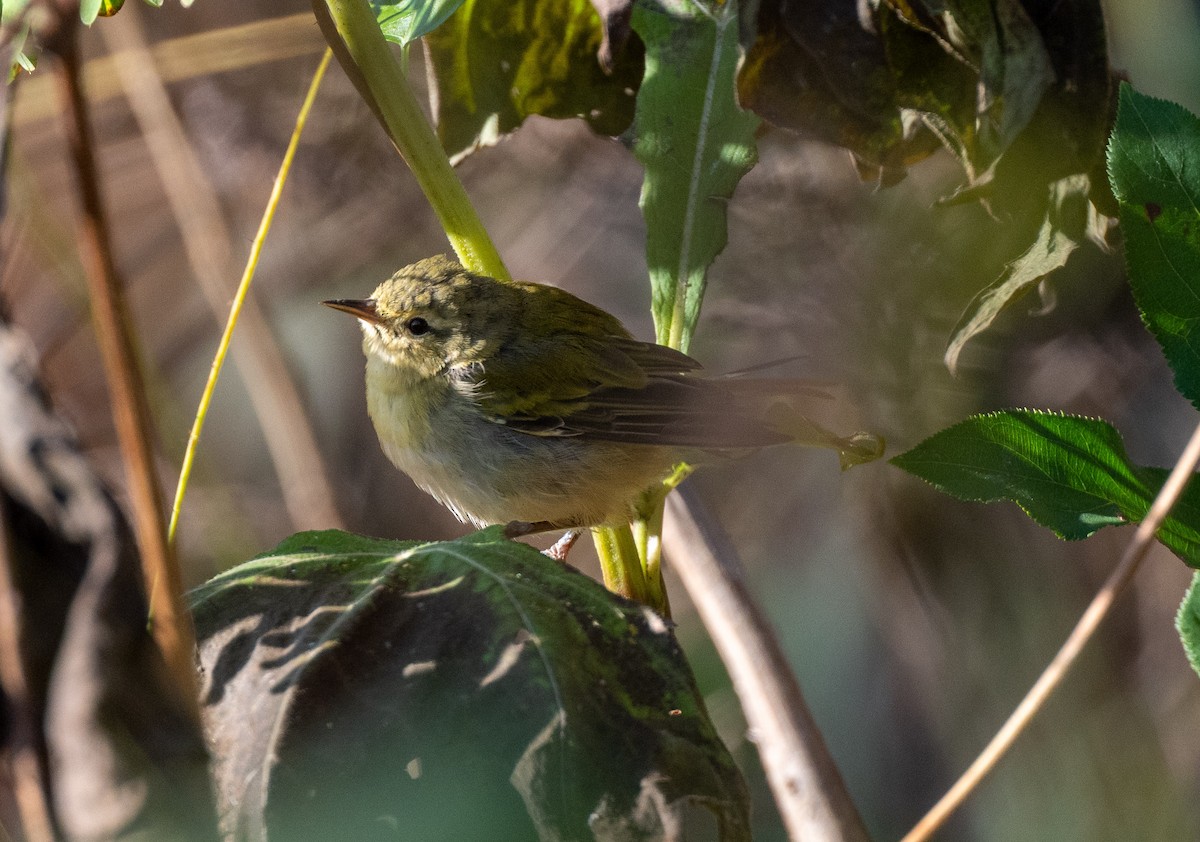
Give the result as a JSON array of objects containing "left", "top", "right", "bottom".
[{"left": 4, "top": 1, "right": 1199, "bottom": 838}]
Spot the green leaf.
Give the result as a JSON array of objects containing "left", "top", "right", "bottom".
[
  {"left": 891, "top": 410, "right": 1200, "bottom": 566},
  {"left": 369, "top": 0, "right": 463, "bottom": 46},
  {"left": 945, "top": 174, "right": 1091, "bottom": 373},
  {"left": 632, "top": 0, "right": 758, "bottom": 352},
  {"left": 1107, "top": 83, "right": 1200, "bottom": 409},
  {"left": 425, "top": 0, "right": 643, "bottom": 164},
  {"left": 1178, "top": 572, "right": 1200, "bottom": 679},
  {"left": 80, "top": 0, "right": 101, "bottom": 24},
  {"left": 192, "top": 528, "right": 750, "bottom": 840},
  {"left": 920, "top": 0, "right": 1055, "bottom": 178}
]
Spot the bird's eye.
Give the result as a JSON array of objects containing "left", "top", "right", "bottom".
[{"left": 404, "top": 316, "right": 431, "bottom": 336}]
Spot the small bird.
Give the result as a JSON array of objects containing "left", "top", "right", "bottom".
[{"left": 324, "top": 256, "right": 881, "bottom": 540}]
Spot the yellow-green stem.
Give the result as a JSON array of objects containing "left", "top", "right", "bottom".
[
  {"left": 168, "top": 49, "right": 332, "bottom": 544},
  {"left": 315, "top": 0, "right": 507, "bottom": 279},
  {"left": 593, "top": 525, "right": 653, "bottom": 607}
]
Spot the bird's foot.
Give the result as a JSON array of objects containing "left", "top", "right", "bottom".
[{"left": 544, "top": 529, "right": 582, "bottom": 562}]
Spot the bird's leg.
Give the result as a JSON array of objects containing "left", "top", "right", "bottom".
[
  {"left": 544, "top": 529, "right": 582, "bottom": 562},
  {"left": 503, "top": 519, "right": 555, "bottom": 538}
]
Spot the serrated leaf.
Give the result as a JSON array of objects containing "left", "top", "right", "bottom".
[
  {"left": 369, "top": 0, "right": 463, "bottom": 46},
  {"left": 1178, "top": 572, "right": 1200, "bottom": 679},
  {"left": 632, "top": 0, "right": 759, "bottom": 352},
  {"left": 425, "top": 0, "right": 642, "bottom": 164},
  {"left": 891, "top": 410, "right": 1200, "bottom": 566},
  {"left": 945, "top": 174, "right": 1090, "bottom": 373},
  {"left": 192, "top": 528, "right": 750, "bottom": 841},
  {"left": 1107, "top": 83, "right": 1200, "bottom": 409}
]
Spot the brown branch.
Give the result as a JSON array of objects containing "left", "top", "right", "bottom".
[
  {"left": 52, "top": 24, "right": 198, "bottom": 718},
  {"left": 664, "top": 486, "right": 871, "bottom": 842},
  {"left": 901, "top": 417, "right": 1200, "bottom": 842},
  {"left": 99, "top": 6, "right": 345, "bottom": 534}
]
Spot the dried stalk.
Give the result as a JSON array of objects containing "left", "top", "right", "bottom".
[
  {"left": 100, "top": 7, "right": 345, "bottom": 534},
  {"left": 901, "top": 416, "right": 1200, "bottom": 841},
  {"left": 53, "top": 25, "right": 199, "bottom": 717},
  {"left": 664, "top": 486, "right": 870, "bottom": 842}
]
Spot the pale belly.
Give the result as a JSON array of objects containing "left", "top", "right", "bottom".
[{"left": 365, "top": 368, "right": 674, "bottom": 528}]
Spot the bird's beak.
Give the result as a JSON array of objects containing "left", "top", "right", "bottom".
[{"left": 322, "top": 298, "right": 385, "bottom": 326}]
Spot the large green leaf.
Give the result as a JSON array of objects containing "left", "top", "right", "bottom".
[
  {"left": 1178, "top": 572, "right": 1200, "bottom": 679},
  {"left": 891, "top": 410, "right": 1200, "bottom": 566},
  {"left": 631, "top": 0, "right": 758, "bottom": 352},
  {"left": 192, "top": 528, "right": 749, "bottom": 841},
  {"left": 1107, "top": 83, "right": 1200, "bottom": 409},
  {"left": 425, "top": 0, "right": 643, "bottom": 163}
]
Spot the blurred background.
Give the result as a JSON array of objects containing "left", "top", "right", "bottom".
[{"left": 4, "top": 1, "right": 1200, "bottom": 839}]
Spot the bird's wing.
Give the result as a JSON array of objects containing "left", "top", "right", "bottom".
[
  {"left": 457, "top": 331, "right": 693, "bottom": 414},
  {"left": 460, "top": 333, "right": 789, "bottom": 448}
]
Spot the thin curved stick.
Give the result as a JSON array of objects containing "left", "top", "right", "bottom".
[
  {"left": 56, "top": 26, "right": 199, "bottom": 716},
  {"left": 902, "top": 417, "right": 1200, "bottom": 842},
  {"left": 99, "top": 11, "right": 344, "bottom": 538},
  {"left": 164, "top": 47, "right": 334, "bottom": 543}
]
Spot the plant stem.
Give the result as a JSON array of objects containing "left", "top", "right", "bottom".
[
  {"left": 593, "top": 524, "right": 652, "bottom": 606},
  {"left": 313, "top": 0, "right": 508, "bottom": 280},
  {"left": 902, "top": 416, "right": 1200, "bottom": 842},
  {"left": 55, "top": 26, "right": 198, "bottom": 716},
  {"left": 665, "top": 486, "right": 870, "bottom": 842},
  {"left": 100, "top": 11, "right": 344, "bottom": 539}
]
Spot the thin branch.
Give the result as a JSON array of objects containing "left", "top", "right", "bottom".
[
  {"left": 902, "top": 416, "right": 1200, "bottom": 842},
  {"left": 53, "top": 25, "right": 199, "bottom": 717},
  {"left": 100, "top": 8, "right": 344, "bottom": 536},
  {"left": 664, "top": 485, "right": 871, "bottom": 842}
]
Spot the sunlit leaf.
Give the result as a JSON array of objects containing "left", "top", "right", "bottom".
[
  {"left": 193, "top": 528, "right": 750, "bottom": 840},
  {"left": 892, "top": 410, "right": 1200, "bottom": 566},
  {"left": 1107, "top": 83, "right": 1200, "bottom": 409},
  {"left": 425, "top": 0, "right": 642, "bottom": 163},
  {"left": 370, "top": 0, "right": 463, "bottom": 46},
  {"left": 80, "top": 0, "right": 101, "bottom": 24},
  {"left": 631, "top": 0, "right": 758, "bottom": 352},
  {"left": 945, "top": 174, "right": 1091, "bottom": 373}
]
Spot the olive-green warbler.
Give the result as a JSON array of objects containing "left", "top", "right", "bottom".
[{"left": 325, "top": 256, "right": 881, "bottom": 534}]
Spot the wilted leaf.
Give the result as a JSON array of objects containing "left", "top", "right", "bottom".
[
  {"left": 1107, "top": 83, "right": 1200, "bottom": 409},
  {"left": 1178, "top": 573, "right": 1200, "bottom": 679},
  {"left": 193, "top": 528, "right": 750, "bottom": 841},
  {"left": 632, "top": 0, "right": 758, "bottom": 351},
  {"left": 738, "top": 0, "right": 945, "bottom": 185},
  {"left": 425, "top": 0, "right": 643, "bottom": 163},
  {"left": 891, "top": 410, "right": 1200, "bottom": 566},
  {"left": 740, "top": 0, "right": 1112, "bottom": 197},
  {"left": 945, "top": 174, "right": 1091, "bottom": 373},
  {"left": 0, "top": 324, "right": 217, "bottom": 842}
]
